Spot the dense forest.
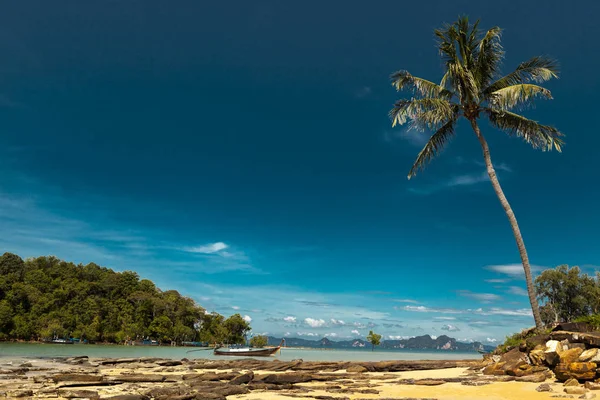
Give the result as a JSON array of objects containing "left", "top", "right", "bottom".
[{"left": 0, "top": 253, "right": 250, "bottom": 344}]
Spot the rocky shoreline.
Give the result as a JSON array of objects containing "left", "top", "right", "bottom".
[{"left": 0, "top": 354, "right": 571, "bottom": 399}]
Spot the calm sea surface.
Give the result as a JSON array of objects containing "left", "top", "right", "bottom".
[{"left": 0, "top": 343, "right": 481, "bottom": 362}]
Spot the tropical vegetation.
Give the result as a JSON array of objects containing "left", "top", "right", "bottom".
[
  {"left": 249, "top": 335, "right": 269, "bottom": 348},
  {"left": 0, "top": 252, "right": 250, "bottom": 344},
  {"left": 366, "top": 330, "right": 382, "bottom": 351},
  {"left": 390, "top": 17, "right": 563, "bottom": 329}
]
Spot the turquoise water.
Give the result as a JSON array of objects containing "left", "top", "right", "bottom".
[{"left": 0, "top": 343, "right": 481, "bottom": 362}]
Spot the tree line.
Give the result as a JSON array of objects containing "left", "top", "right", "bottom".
[{"left": 0, "top": 253, "right": 250, "bottom": 344}]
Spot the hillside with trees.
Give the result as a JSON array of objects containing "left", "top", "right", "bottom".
[{"left": 0, "top": 253, "right": 250, "bottom": 344}]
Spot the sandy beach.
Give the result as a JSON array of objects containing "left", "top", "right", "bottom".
[{"left": 0, "top": 355, "right": 569, "bottom": 399}]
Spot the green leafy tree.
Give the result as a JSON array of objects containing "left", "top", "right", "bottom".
[
  {"left": 149, "top": 315, "right": 174, "bottom": 343},
  {"left": 223, "top": 314, "right": 251, "bottom": 344},
  {"left": 366, "top": 330, "right": 382, "bottom": 351},
  {"left": 535, "top": 265, "right": 599, "bottom": 325},
  {"left": 390, "top": 17, "right": 563, "bottom": 329},
  {"left": 249, "top": 335, "right": 268, "bottom": 348}
]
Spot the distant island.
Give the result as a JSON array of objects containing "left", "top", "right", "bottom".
[{"left": 268, "top": 335, "right": 494, "bottom": 352}]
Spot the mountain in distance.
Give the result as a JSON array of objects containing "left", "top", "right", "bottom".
[{"left": 268, "top": 334, "right": 494, "bottom": 352}]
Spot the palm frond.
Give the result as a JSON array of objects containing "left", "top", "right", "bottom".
[
  {"left": 390, "top": 70, "right": 453, "bottom": 99},
  {"left": 435, "top": 24, "right": 460, "bottom": 65},
  {"left": 447, "top": 62, "right": 479, "bottom": 103},
  {"left": 408, "top": 119, "right": 457, "bottom": 179},
  {"left": 484, "top": 56, "right": 559, "bottom": 94},
  {"left": 475, "top": 27, "right": 503, "bottom": 88},
  {"left": 389, "top": 98, "right": 454, "bottom": 128},
  {"left": 485, "top": 108, "right": 564, "bottom": 151},
  {"left": 489, "top": 84, "right": 552, "bottom": 110},
  {"left": 410, "top": 104, "right": 460, "bottom": 132}
]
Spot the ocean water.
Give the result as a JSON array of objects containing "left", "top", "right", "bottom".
[{"left": 0, "top": 343, "right": 481, "bottom": 362}]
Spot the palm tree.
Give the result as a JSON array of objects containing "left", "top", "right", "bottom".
[{"left": 389, "top": 17, "right": 563, "bottom": 330}]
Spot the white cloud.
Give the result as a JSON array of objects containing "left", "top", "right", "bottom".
[
  {"left": 351, "top": 330, "right": 360, "bottom": 336},
  {"left": 486, "top": 338, "right": 498, "bottom": 343},
  {"left": 447, "top": 172, "right": 489, "bottom": 187},
  {"left": 487, "top": 308, "right": 532, "bottom": 317},
  {"left": 393, "top": 299, "right": 419, "bottom": 304},
  {"left": 485, "top": 264, "right": 544, "bottom": 278},
  {"left": 331, "top": 319, "right": 346, "bottom": 326},
  {"left": 324, "top": 333, "right": 338, "bottom": 338},
  {"left": 297, "top": 332, "right": 319, "bottom": 337},
  {"left": 304, "top": 318, "right": 326, "bottom": 328},
  {"left": 399, "top": 305, "right": 462, "bottom": 314},
  {"left": 243, "top": 315, "right": 252, "bottom": 323},
  {"left": 352, "top": 322, "right": 367, "bottom": 329},
  {"left": 441, "top": 324, "right": 460, "bottom": 332},
  {"left": 457, "top": 290, "right": 502, "bottom": 303},
  {"left": 231, "top": 306, "right": 240, "bottom": 310},
  {"left": 283, "top": 316, "right": 297, "bottom": 323},
  {"left": 284, "top": 332, "right": 291, "bottom": 337},
  {"left": 355, "top": 86, "right": 372, "bottom": 98},
  {"left": 431, "top": 335, "right": 438, "bottom": 340},
  {"left": 485, "top": 278, "right": 510, "bottom": 283},
  {"left": 184, "top": 242, "right": 228, "bottom": 254},
  {"left": 506, "top": 286, "right": 528, "bottom": 296},
  {"left": 433, "top": 317, "right": 456, "bottom": 321}
]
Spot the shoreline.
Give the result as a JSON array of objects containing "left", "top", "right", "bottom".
[{"left": 0, "top": 355, "right": 563, "bottom": 399}]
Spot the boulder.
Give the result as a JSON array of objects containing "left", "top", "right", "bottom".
[
  {"left": 516, "top": 372, "right": 549, "bottom": 383},
  {"left": 526, "top": 334, "right": 552, "bottom": 350},
  {"left": 581, "top": 349, "right": 600, "bottom": 362},
  {"left": 580, "top": 393, "right": 597, "bottom": 399},
  {"left": 553, "top": 322, "right": 593, "bottom": 332},
  {"left": 586, "top": 381, "right": 600, "bottom": 390},
  {"left": 346, "top": 365, "right": 368, "bottom": 373},
  {"left": 157, "top": 360, "right": 183, "bottom": 367},
  {"left": 546, "top": 340, "right": 564, "bottom": 367},
  {"left": 101, "top": 396, "right": 150, "bottom": 400},
  {"left": 564, "top": 386, "right": 587, "bottom": 395},
  {"left": 556, "top": 363, "right": 598, "bottom": 381},
  {"left": 414, "top": 379, "right": 446, "bottom": 385},
  {"left": 566, "top": 378, "right": 581, "bottom": 386},
  {"left": 229, "top": 371, "right": 254, "bottom": 385},
  {"left": 530, "top": 349, "right": 546, "bottom": 366},
  {"left": 552, "top": 331, "right": 600, "bottom": 347},
  {"left": 562, "top": 348, "right": 585, "bottom": 364},
  {"left": 536, "top": 383, "right": 552, "bottom": 392},
  {"left": 8, "top": 390, "right": 33, "bottom": 398}
]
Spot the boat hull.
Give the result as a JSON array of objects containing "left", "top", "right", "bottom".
[{"left": 213, "top": 346, "right": 280, "bottom": 357}]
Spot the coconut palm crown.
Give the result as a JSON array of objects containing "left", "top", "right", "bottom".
[{"left": 390, "top": 17, "right": 564, "bottom": 329}]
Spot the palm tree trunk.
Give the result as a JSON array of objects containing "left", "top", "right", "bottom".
[{"left": 469, "top": 119, "right": 543, "bottom": 330}]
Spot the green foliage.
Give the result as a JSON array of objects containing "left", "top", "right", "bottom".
[
  {"left": 366, "top": 330, "right": 382, "bottom": 351},
  {"left": 389, "top": 17, "right": 563, "bottom": 177},
  {"left": 574, "top": 315, "right": 600, "bottom": 330},
  {"left": 249, "top": 335, "right": 268, "bottom": 348},
  {"left": 535, "top": 265, "right": 600, "bottom": 326},
  {"left": 0, "top": 252, "right": 246, "bottom": 344}
]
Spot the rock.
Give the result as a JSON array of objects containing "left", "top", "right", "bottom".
[
  {"left": 58, "top": 389, "right": 100, "bottom": 399},
  {"left": 552, "top": 331, "right": 600, "bottom": 347},
  {"left": 157, "top": 360, "right": 183, "bottom": 366},
  {"left": 101, "top": 396, "right": 150, "bottom": 400},
  {"left": 193, "top": 394, "right": 226, "bottom": 400},
  {"left": 261, "top": 373, "right": 313, "bottom": 384},
  {"left": 516, "top": 372, "right": 549, "bottom": 383},
  {"left": 346, "top": 365, "right": 368, "bottom": 373},
  {"left": 556, "top": 363, "right": 598, "bottom": 381},
  {"left": 52, "top": 373, "right": 104, "bottom": 383},
  {"left": 8, "top": 390, "right": 33, "bottom": 398},
  {"left": 562, "top": 349, "right": 585, "bottom": 364},
  {"left": 530, "top": 349, "right": 546, "bottom": 366},
  {"left": 565, "top": 387, "right": 588, "bottom": 395},
  {"left": 537, "top": 383, "right": 553, "bottom": 392},
  {"left": 547, "top": 340, "right": 565, "bottom": 367},
  {"left": 414, "top": 379, "right": 446, "bottom": 385},
  {"left": 566, "top": 379, "right": 582, "bottom": 386},
  {"left": 100, "top": 358, "right": 140, "bottom": 365},
  {"left": 554, "top": 322, "right": 593, "bottom": 332},
  {"left": 146, "top": 387, "right": 190, "bottom": 398},
  {"left": 580, "top": 392, "right": 597, "bottom": 399},
  {"left": 581, "top": 349, "right": 600, "bottom": 362},
  {"left": 229, "top": 371, "right": 254, "bottom": 385},
  {"left": 113, "top": 374, "right": 166, "bottom": 383},
  {"left": 527, "top": 334, "right": 552, "bottom": 350},
  {"left": 587, "top": 382, "right": 600, "bottom": 390}
]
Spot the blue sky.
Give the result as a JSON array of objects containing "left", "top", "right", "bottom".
[{"left": 1, "top": 0, "right": 599, "bottom": 344}]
